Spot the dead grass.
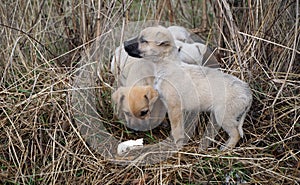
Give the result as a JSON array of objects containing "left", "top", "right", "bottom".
[{"left": 0, "top": 0, "right": 299, "bottom": 184}]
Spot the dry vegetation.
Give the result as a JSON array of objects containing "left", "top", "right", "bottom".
[{"left": 0, "top": 0, "right": 299, "bottom": 184}]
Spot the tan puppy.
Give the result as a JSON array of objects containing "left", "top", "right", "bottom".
[
  {"left": 112, "top": 58, "right": 167, "bottom": 131},
  {"left": 124, "top": 26, "right": 252, "bottom": 149},
  {"left": 112, "top": 86, "right": 163, "bottom": 131}
]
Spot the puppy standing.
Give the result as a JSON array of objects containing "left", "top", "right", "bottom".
[
  {"left": 110, "top": 26, "right": 209, "bottom": 131},
  {"left": 124, "top": 26, "right": 252, "bottom": 149}
]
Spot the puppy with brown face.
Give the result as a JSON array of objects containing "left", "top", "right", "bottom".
[
  {"left": 111, "top": 55, "right": 167, "bottom": 131},
  {"left": 112, "top": 86, "right": 162, "bottom": 131},
  {"left": 124, "top": 26, "right": 252, "bottom": 149}
]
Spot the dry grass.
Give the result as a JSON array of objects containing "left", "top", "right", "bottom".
[{"left": 0, "top": 0, "right": 299, "bottom": 184}]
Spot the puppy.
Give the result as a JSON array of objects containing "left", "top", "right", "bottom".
[
  {"left": 110, "top": 26, "right": 217, "bottom": 74},
  {"left": 167, "top": 26, "right": 194, "bottom": 43},
  {"left": 112, "top": 85, "right": 165, "bottom": 131},
  {"left": 110, "top": 45, "right": 139, "bottom": 76},
  {"left": 168, "top": 25, "right": 220, "bottom": 68},
  {"left": 175, "top": 40, "right": 207, "bottom": 65},
  {"left": 124, "top": 26, "right": 252, "bottom": 149},
  {"left": 111, "top": 53, "right": 167, "bottom": 131},
  {"left": 110, "top": 25, "right": 215, "bottom": 132}
]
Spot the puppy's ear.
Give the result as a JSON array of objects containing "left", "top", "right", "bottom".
[
  {"left": 112, "top": 88, "right": 125, "bottom": 105},
  {"left": 144, "top": 86, "right": 159, "bottom": 105},
  {"left": 195, "top": 43, "right": 207, "bottom": 55},
  {"left": 155, "top": 31, "right": 171, "bottom": 46},
  {"left": 112, "top": 88, "right": 125, "bottom": 115}
]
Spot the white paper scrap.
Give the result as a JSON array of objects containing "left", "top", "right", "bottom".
[{"left": 117, "top": 138, "right": 143, "bottom": 155}]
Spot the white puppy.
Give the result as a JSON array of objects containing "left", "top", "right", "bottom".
[
  {"left": 167, "top": 25, "right": 220, "bottom": 68},
  {"left": 110, "top": 45, "right": 139, "bottom": 75},
  {"left": 111, "top": 26, "right": 214, "bottom": 73},
  {"left": 124, "top": 26, "right": 252, "bottom": 149},
  {"left": 167, "top": 26, "right": 194, "bottom": 43},
  {"left": 175, "top": 40, "right": 207, "bottom": 65}
]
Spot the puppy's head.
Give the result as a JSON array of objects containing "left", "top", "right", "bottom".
[
  {"left": 124, "top": 26, "right": 176, "bottom": 60},
  {"left": 112, "top": 86, "right": 159, "bottom": 120}
]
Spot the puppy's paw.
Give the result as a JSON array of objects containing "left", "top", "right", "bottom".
[
  {"left": 220, "top": 144, "right": 234, "bottom": 151},
  {"left": 220, "top": 145, "right": 227, "bottom": 151},
  {"left": 174, "top": 138, "right": 185, "bottom": 149}
]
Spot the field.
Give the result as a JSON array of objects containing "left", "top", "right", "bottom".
[{"left": 0, "top": 0, "right": 299, "bottom": 184}]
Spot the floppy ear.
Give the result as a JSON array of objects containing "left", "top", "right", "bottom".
[
  {"left": 155, "top": 31, "right": 171, "bottom": 46},
  {"left": 111, "top": 89, "right": 119, "bottom": 104},
  {"left": 195, "top": 43, "right": 207, "bottom": 55},
  {"left": 112, "top": 88, "right": 125, "bottom": 105},
  {"left": 112, "top": 88, "right": 125, "bottom": 115},
  {"left": 144, "top": 86, "right": 159, "bottom": 105}
]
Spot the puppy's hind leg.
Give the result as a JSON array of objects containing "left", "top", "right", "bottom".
[
  {"left": 221, "top": 122, "right": 241, "bottom": 150},
  {"left": 199, "top": 113, "right": 221, "bottom": 150},
  {"left": 221, "top": 105, "right": 250, "bottom": 150}
]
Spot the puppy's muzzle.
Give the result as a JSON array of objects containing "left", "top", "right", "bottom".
[{"left": 124, "top": 37, "right": 142, "bottom": 58}]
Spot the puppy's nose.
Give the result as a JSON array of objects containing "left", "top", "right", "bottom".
[{"left": 124, "top": 37, "right": 142, "bottom": 58}]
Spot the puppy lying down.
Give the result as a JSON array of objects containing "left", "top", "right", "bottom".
[
  {"left": 112, "top": 85, "right": 165, "bottom": 131},
  {"left": 122, "top": 26, "right": 252, "bottom": 149}
]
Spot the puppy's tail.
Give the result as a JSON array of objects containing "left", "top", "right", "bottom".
[
  {"left": 237, "top": 104, "right": 251, "bottom": 138},
  {"left": 238, "top": 124, "right": 244, "bottom": 138}
]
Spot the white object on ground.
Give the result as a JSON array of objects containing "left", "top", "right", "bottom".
[{"left": 117, "top": 138, "right": 144, "bottom": 155}]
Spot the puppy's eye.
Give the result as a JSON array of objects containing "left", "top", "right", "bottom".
[
  {"left": 140, "top": 109, "right": 149, "bottom": 117},
  {"left": 140, "top": 39, "right": 148, "bottom": 44},
  {"left": 178, "top": 46, "right": 182, "bottom": 52}
]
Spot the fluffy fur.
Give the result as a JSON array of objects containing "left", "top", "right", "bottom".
[{"left": 124, "top": 26, "right": 252, "bottom": 149}]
